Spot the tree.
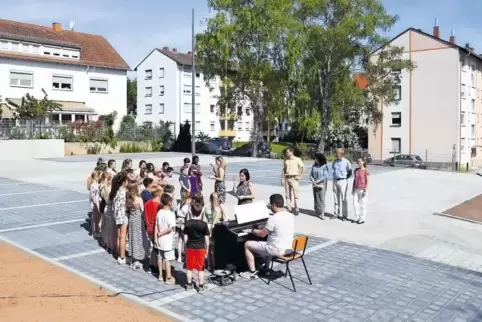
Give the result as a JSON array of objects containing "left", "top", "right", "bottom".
[
  {"left": 172, "top": 120, "right": 192, "bottom": 152},
  {"left": 291, "top": 0, "right": 415, "bottom": 151},
  {"left": 196, "top": 131, "right": 211, "bottom": 142},
  {"left": 127, "top": 78, "right": 137, "bottom": 116},
  {"left": 16, "top": 90, "right": 61, "bottom": 123},
  {"left": 196, "top": 0, "right": 295, "bottom": 156},
  {"left": 98, "top": 112, "right": 117, "bottom": 148},
  {"left": 117, "top": 114, "right": 137, "bottom": 140}
]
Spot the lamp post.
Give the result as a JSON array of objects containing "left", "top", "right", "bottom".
[{"left": 191, "top": 8, "right": 196, "bottom": 157}]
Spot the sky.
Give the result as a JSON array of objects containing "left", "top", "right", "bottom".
[{"left": 2, "top": 0, "right": 482, "bottom": 78}]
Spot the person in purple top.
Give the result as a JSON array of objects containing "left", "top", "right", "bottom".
[{"left": 188, "top": 167, "right": 198, "bottom": 198}]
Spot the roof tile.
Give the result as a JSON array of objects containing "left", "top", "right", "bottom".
[{"left": 0, "top": 19, "right": 129, "bottom": 70}]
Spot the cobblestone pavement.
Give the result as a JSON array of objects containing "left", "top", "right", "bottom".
[{"left": 2, "top": 175, "right": 482, "bottom": 321}]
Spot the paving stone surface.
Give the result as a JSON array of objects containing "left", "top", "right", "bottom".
[{"left": 2, "top": 175, "right": 482, "bottom": 321}]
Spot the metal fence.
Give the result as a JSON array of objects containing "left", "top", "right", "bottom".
[
  {"left": 0, "top": 121, "right": 175, "bottom": 144},
  {"left": 369, "top": 149, "right": 458, "bottom": 171}
]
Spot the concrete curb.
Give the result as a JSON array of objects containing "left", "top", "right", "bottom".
[
  {"left": 433, "top": 212, "right": 482, "bottom": 225},
  {"left": 0, "top": 235, "right": 191, "bottom": 322}
]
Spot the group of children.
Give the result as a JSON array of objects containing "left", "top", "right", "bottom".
[{"left": 87, "top": 157, "right": 226, "bottom": 293}]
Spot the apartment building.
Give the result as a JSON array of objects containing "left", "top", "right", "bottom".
[
  {"left": 0, "top": 19, "right": 129, "bottom": 130},
  {"left": 368, "top": 22, "right": 482, "bottom": 167},
  {"left": 134, "top": 47, "right": 253, "bottom": 140}
]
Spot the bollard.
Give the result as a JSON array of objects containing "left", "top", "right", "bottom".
[{"left": 466, "top": 163, "right": 469, "bottom": 172}]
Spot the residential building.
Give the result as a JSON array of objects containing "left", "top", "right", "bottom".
[
  {"left": 368, "top": 21, "right": 482, "bottom": 167},
  {"left": 134, "top": 47, "right": 253, "bottom": 141},
  {"left": 0, "top": 19, "right": 129, "bottom": 129}
]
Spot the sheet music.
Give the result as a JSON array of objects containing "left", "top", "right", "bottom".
[{"left": 234, "top": 200, "right": 269, "bottom": 225}]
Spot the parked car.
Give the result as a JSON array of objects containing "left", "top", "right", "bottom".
[
  {"left": 383, "top": 154, "right": 426, "bottom": 169},
  {"left": 207, "top": 137, "right": 233, "bottom": 150},
  {"left": 230, "top": 141, "right": 271, "bottom": 157}
]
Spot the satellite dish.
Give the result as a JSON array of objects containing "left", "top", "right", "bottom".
[{"left": 69, "top": 19, "right": 75, "bottom": 31}]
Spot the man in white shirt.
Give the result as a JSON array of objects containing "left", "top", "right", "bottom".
[{"left": 240, "top": 194, "right": 295, "bottom": 279}]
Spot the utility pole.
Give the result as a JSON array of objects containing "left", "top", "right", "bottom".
[{"left": 191, "top": 8, "right": 196, "bottom": 157}]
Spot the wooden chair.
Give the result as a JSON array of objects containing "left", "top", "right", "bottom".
[{"left": 268, "top": 235, "right": 312, "bottom": 292}]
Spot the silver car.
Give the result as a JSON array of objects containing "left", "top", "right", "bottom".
[{"left": 384, "top": 154, "right": 426, "bottom": 169}]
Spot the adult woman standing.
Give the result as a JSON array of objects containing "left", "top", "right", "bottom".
[
  {"left": 310, "top": 153, "right": 329, "bottom": 219},
  {"left": 232, "top": 168, "right": 255, "bottom": 205},
  {"left": 210, "top": 156, "right": 226, "bottom": 204}
]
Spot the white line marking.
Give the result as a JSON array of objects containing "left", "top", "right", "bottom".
[
  {"left": 0, "top": 199, "right": 86, "bottom": 211},
  {"left": 0, "top": 234, "right": 191, "bottom": 322},
  {"left": 54, "top": 249, "right": 105, "bottom": 261},
  {"left": 0, "top": 182, "right": 29, "bottom": 186},
  {"left": 0, "top": 218, "right": 85, "bottom": 233},
  {"left": 0, "top": 189, "right": 66, "bottom": 197}
]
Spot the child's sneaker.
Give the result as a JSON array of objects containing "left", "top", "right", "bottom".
[
  {"left": 165, "top": 276, "right": 176, "bottom": 285},
  {"left": 198, "top": 285, "right": 205, "bottom": 294},
  {"left": 185, "top": 282, "right": 194, "bottom": 291},
  {"left": 117, "top": 257, "right": 126, "bottom": 265},
  {"left": 131, "top": 261, "right": 142, "bottom": 270}
]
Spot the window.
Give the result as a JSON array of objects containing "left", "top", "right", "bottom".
[
  {"left": 145, "top": 104, "right": 152, "bottom": 115},
  {"left": 391, "top": 112, "right": 401, "bottom": 126},
  {"left": 391, "top": 138, "right": 401, "bottom": 153},
  {"left": 89, "top": 78, "right": 108, "bottom": 93},
  {"left": 32, "top": 45, "right": 39, "bottom": 54},
  {"left": 461, "top": 138, "right": 465, "bottom": 150},
  {"left": 196, "top": 72, "right": 200, "bottom": 78},
  {"left": 10, "top": 71, "right": 33, "bottom": 88},
  {"left": 195, "top": 121, "right": 201, "bottom": 132},
  {"left": 245, "top": 108, "right": 251, "bottom": 116},
  {"left": 52, "top": 75, "right": 73, "bottom": 90},
  {"left": 145, "top": 87, "right": 152, "bottom": 97},
  {"left": 210, "top": 122, "right": 215, "bottom": 131},
  {"left": 472, "top": 99, "right": 476, "bottom": 113},
  {"left": 210, "top": 104, "right": 215, "bottom": 113},
  {"left": 159, "top": 68, "right": 164, "bottom": 78},
  {"left": 11, "top": 42, "right": 19, "bottom": 51},
  {"left": 0, "top": 41, "right": 7, "bottom": 50},
  {"left": 471, "top": 72, "right": 476, "bottom": 87},
  {"left": 183, "top": 85, "right": 191, "bottom": 95},
  {"left": 391, "top": 59, "right": 401, "bottom": 73},
  {"left": 237, "top": 122, "right": 243, "bottom": 131},
  {"left": 159, "top": 103, "right": 164, "bottom": 114},
  {"left": 245, "top": 122, "right": 250, "bottom": 131},
  {"left": 394, "top": 86, "right": 401, "bottom": 100},
  {"left": 462, "top": 84, "right": 466, "bottom": 98},
  {"left": 461, "top": 112, "right": 466, "bottom": 125},
  {"left": 472, "top": 124, "right": 475, "bottom": 137},
  {"left": 145, "top": 69, "right": 152, "bottom": 80},
  {"left": 22, "top": 44, "right": 29, "bottom": 53},
  {"left": 196, "top": 103, "right": 200, "bottom": 113},
  {"left": 184, "top": 103, "right": 192, "bottom": 113},
  {"left": 159, "top": 85, "right": 164, "bottom": 96}
]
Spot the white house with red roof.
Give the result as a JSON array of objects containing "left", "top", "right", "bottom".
[{"left": 0, "top": 19, "right": 130, "bottom": 130}]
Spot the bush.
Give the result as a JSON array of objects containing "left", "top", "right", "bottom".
[
  {"left": 118, "top": 142, "right": 151, "bottom": 153},
  {"left": 150, "top": 139, "right": 163, "bottom": 152},
  {"left": 86, "top": 143, "right": 102, "bottom": 155}
]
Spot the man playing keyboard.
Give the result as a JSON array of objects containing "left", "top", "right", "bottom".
[{"left": 240, "top": 194, "right": 294, "bottom": 279}]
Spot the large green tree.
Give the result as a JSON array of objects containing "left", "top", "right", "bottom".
[
  {"left": 127, "top": 78, "right": 137, "bottom": 116},
  {"left": 196, "top": 0, "right": 295, "bottom": 156},
  {"left": 292, "top": 0, "right": 415, "bottom": 151}
]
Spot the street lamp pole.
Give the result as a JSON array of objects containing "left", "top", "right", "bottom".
[{"left": 191, "top": 8, "right": 196, "bottom": 157}]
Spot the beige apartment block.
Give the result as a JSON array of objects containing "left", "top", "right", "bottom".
[{"left": 368, "top": 22, "right": 482, "bottom": 168}]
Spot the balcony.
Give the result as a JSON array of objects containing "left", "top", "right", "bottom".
[
  {"left": 218, "top": 113, "right": 235, "bottom": 120},
  {"left": 219, "top": 129, "right": 236, "bottom": 137}
]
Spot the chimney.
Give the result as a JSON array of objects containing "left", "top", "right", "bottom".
[
  {"left": 187, "top": 51, "right": 192, "bottom": 55},
  {"left": 162, "top": 46, "right": 169, "bottom": 50},
  {"left": 449, "top": 28, "right": 456, "bottom": 44},
  {"left": 172, "top": 48, "right": 177, "bottom": 53},
  {"left": 52, "top": 22, "right": 62, "bottom": 32},
  {"left": 433, "top": 18, "right": 440, "bottom": 38}
]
